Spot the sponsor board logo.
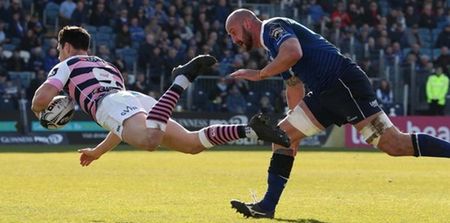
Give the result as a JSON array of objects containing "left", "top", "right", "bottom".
[{"left": 0, "top": 134, "right": 65, "bottom": 144}]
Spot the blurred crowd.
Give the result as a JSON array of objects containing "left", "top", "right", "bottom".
[{"left": 0, "top": 0, "right": 449, "bottom": 115}]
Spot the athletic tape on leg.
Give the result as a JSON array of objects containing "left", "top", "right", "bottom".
[{"left": 360, "top": 113, "right": 393, "bottom": 146}]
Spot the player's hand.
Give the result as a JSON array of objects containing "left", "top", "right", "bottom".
[
  {"left": 78, "top": 148, "right": 101, "bottom": 167},
  {"left": 229, "top": 69, "right": 261, "bottom": 81}
]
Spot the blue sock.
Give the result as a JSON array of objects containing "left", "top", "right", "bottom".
[
  {"left": 412, "top": 134, "right": 450, "bottom": 158},
  {"left": 259, "top": 153, "right": 294, "bottom": 211}
]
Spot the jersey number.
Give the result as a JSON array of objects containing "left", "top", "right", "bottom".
[{"left": 93, "top": 68, "right": 118, "bottom": 88}]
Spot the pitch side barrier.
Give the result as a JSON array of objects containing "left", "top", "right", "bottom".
[{"left": 0, "top": 110, "right": 333, "bottom": 146}]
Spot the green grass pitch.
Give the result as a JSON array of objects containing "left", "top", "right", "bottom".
[{"left": 0, "top": 145, "right": 449, "bottom": 223}]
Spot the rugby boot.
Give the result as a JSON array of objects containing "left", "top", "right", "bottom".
[
  {"left": 231, "top": 199, "right": 275, "bottom": 219},
  {"left": 171, "top": 54, "right": 217, "bottom": 82},
  {"left": 249, "top": 113, "right": 291, "bottom": 148}
]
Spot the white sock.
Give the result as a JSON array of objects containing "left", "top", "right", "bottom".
[{"left": 173, "top": 75, "right": 190, "bottom": 90}]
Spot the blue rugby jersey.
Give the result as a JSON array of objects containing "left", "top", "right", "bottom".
[{"left": 260, "top": 17, "right": 357, "bottom": 91}]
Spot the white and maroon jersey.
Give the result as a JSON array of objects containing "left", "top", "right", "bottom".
[{"left": 44, "top": 55, "right": 125, "bottom": 120}]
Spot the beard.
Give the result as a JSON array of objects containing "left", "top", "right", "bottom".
[{"left": 242, "top": 29, "right": 254, "bottom": 51}]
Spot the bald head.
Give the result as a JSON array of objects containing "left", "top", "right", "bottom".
[
  {"left": 225, "top": 9, "right": 262, "bottom": 50},
  {"left": 225, "top": 9, "right": 259, "bottom": 32}
]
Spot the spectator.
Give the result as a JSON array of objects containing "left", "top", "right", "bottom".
[
  {"left": 405, "top": 24, "right": 422, "bottom": 47},
  {"left": 136, "top": 8, "right": 148, "bottom": 27},
  {"left": 26, "top": 69, "right": 46, "bottom": 100},
  {"left": 8, "top": 0, "right": 24, "bottom": 22},
  {"left": 27, "top": 47, "right": 45, "bottom": 71},
  {"left": 6, "top": 50, "right": 26, "bottom": 71},
  {"left": 97, "top": 44, "right": 112, "bottom": 61},
  {"left": 435, "top": 24, "right": 450, "bottom": 48},
  {"left": 129, "top": 17, "right": 145, "bottom": 43},
  {"left": 137, "top": 33, "right": 156, "bottom": 72},
  {"left": 404, "top": 5, "right": 420, "bottom": 27},
  {"left": 90, "top": 3, "right": 110, "bottom": 27},
  {"left": 213, "top": 0, "right": 232, "bottom": 24},
  {"left": 144, "top": 18, "right": 163, "bottom": 39},
  {"left": 59, "top": 0, "right": 76, "bottom": 27},
  {"left": 426, "top": 66, "right": 449, "bottom": 115},
  {"left": 178, "top": 18, "right": 194, "bottom": 42},
  {"left": 147, "top": 47, "right": 165, "bottom": 88},
  {"left": 360, "top": 57, "right": 378, "bottom": 77},
  {"left": 386, "top": 8, "right": 401, "bottom": 26},
  {"left": 115, "top": 24, "right": 132, "bottom": 49},
  {"left": 389, "top": 22, "right": 408, "bottom": 47},
  {"left": 0, "top": 72, "right": 7, "bottom": 92},
  {"left": 434, "top": 46, "right": 450, "bottom": 74},
  {"left": 0, "top": 20, "right": 8, "bottom": 45},
  {"left": 0, "top": 1, "right": 8, "bottom": 23},
  {"left": 115, "top": 9, "right": 129, "bottom": 30},
  {"left": 121, "top": 0, "right": 139, "bottom": 16},
  {"left": 20, "top": 30, "right": 41, "bottom": 51},
  {"left": 167, "top": 4, "right": 181, "bottom": 20},
  {"left": 331, "top": 1, "right": 351, "bottom": 28},
  {"left": 26, "top": 14, "right": 44, "bottom": 37},
  {"left": 376, "top": 79, "right": 394, "bottom": 110},
  {"left": 208, "top": 77, "right": 228, "bottom": 112},
  {"left": 418, "top": 3, "right": 437, "bottom": 29},
  {"left": 226, "top": 84, "right": 247, "bottom": 114},
  {"left": 43, "top": 48, "right": 58, "bottom": 72},
  {"left": 130, "top": 73, "right": 149, "bottom": 94},
  {"left": 259, "top": 95, "right": 275, "bottom": 114},
  {"left": 8, "top": 12, "right": 25, "bottom": 39},
  {"left": 347, "top": 2, "right": 364, "bottom": 27},
  {"left": 70, "top": 1, "right": 89, "bottom": 26},
  {"left": 364, "top": 1, "right": 381, "bottom": 26},
  {"left": 150, "top": 1, "right": 168, "bottom": 25}
]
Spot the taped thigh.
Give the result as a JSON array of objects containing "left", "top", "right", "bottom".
[{"left": 287, "top": 104, "right": 322, "bottom": 136}]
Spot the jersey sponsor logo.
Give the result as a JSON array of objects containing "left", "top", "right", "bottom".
[
  {"left": 369, "top": 100, "right": 379, "bottom": 108},
  {"left": 346, "top": 116, "right": 358, "bottom": 122},
  {"left": 269, "top": 24, "right": 289, "bottom": 42},
  {"left": 120, "top": 106, "right": 138, "bottom": 116},
  {"left": 49, "top": 67, "right": 59, "bottom": 77}
]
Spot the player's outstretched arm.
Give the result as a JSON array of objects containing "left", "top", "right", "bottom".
[
  {"left": 78, "top": 132, "right": 121, "bottom": 166},
  {"left": 31, "top": 83, "right": 60, "bottom": 118},
  {"left": 259, "top": 38, "right": 302, "bottom": 79}
]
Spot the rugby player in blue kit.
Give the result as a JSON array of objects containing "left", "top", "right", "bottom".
[{"left": 226, "top": 9, "right": 450, "bottom": 218}]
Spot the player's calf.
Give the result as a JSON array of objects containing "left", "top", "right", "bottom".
[
  {"left": 360, "top": 113, "right": 450, "bottom": 158},
  {"left": 377, "top": 129, "right": 414, "bottom": 156}
]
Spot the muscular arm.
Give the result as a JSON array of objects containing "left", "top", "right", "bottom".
[
  {"left": 229, "top": 38, "right": 303, "bottom": 81},
  {"left": 260, "top": 38, "right": 303, "bottom": 79},
  {"left": 31, "top": 83, "right": 60, "bottom": 118},
  {"left": 285, "top": 77, "right": 305, "bottom": 109},
  {"left": 79, "top": 132, "right": 121, "bottom": 166}
]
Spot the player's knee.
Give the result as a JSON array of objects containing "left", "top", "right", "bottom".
[
  {"left": 135, "top": 140, "right": 158, "bottom": 151},
  {"left": 136, "top": 132, "right": 163, "bottom": 151}
]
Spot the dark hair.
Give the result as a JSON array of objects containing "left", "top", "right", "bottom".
[{"left": 58, "top": 26, "right": 90, "bottom": 50}]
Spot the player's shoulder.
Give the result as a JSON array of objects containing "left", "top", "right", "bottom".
[
  {"left": 65, "top": 55, "right": 105, "bottom": 66},
  {"left": 263, "top": 17, "right": 298, "bottom": 29}
]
